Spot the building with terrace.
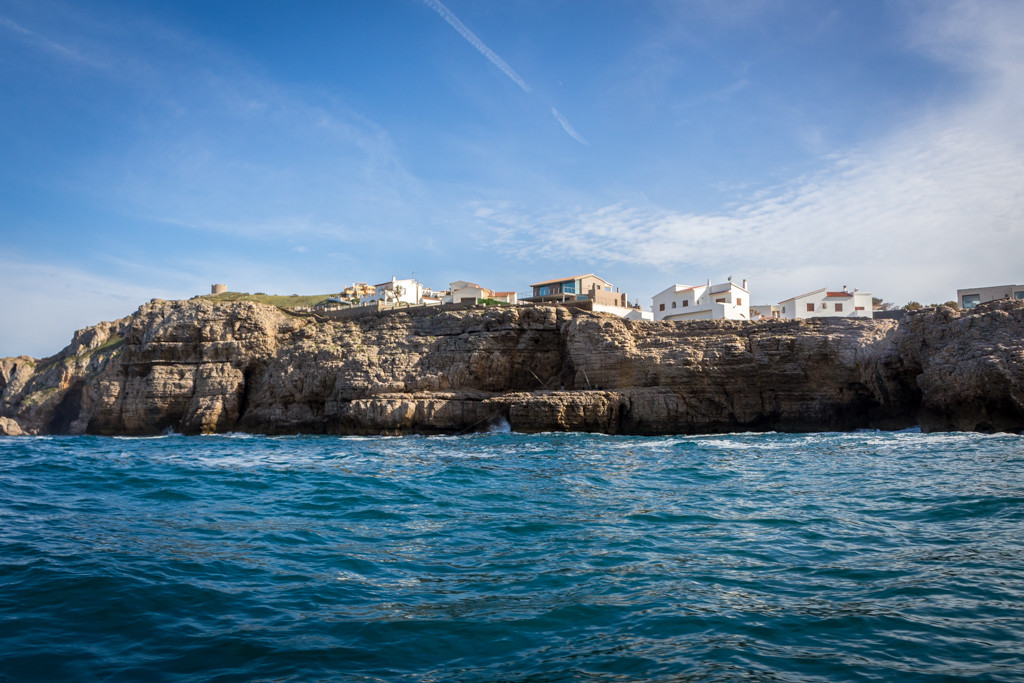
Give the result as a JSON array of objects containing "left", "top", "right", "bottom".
[{"left": 652, "top": 279, "right": 751, "bottom": 321}]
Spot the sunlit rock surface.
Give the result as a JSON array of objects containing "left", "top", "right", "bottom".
[{"left": 2, "top": 298, "right": 1022, "bottom": 436}]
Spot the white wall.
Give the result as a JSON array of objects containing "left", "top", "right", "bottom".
[
  {"left": 780, "top": 289, "right": 873, "bottom": 319},
  {"left": 751, "top": 304, "right": 781, "bottom": 320},
  {"left": 652, "top": 281, "right": 750, "bottom": 321},
  {"left": 450, "top": 285, "right": 489, "bottom": 303},
  {"left": 366, "top": 278, "right": 422, "bottom": 305},
  {"left": 594, "top": 303, "right": 653, "bottom": 320}
]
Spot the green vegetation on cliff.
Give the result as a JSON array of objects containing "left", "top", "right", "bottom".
[{"left": 201, "top": 291, "right": 336, "bottom": 308}]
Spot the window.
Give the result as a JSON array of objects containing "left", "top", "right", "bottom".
[
  {"left": 962, "top": 293, "right": 980, "bottom": 309},
  {"left": 835, "top": 303, "right": 843, "bottom": 312},
  {"left": 1015, "top": 291, "right": 1024, "bottom": 299},
  {"left": 537, "top": 286, "right": 549, "bottom": 296},
  {"left": 659, "top": 303, "right": 665, "bottom": 311},
  {"left": 806, "top": 303, "right": 815, "bottom": 312},
  {"left": 855, "top": 306, "right": 865, "bottom": 311},
  {"left": 716, "top": 298, "right": 725, "bottom": 303},
  {"left": 682, "top": 300, "right": 688, "bottom": 307},
  {"left": 736, "top": 298, "right": 742, "bottom": 306},
  {"left": 672, "top": 301, "right": 677, "bottom": 308},
  {"left": 563, "top": 282, "right": 575, "bottom": 294}
]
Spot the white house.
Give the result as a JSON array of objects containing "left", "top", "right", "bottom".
[
  {"left": 599, "top": 304, "right": 654, "bottom": 320},
  {"left": 490, "top": 290, "right": 518, "bottom": 305},
  {"left": 777, "top": 287, "right": 873, "bottom": 319},
  {"left": 444, "top": 281, "right": 490, "bottom": 304},
  {"left": 652, "top": 279, "right": 751, "bottom": 321},
  {"left": 441, "top": 281, "right": 518, "bottom": 305},
  {"left": 364, "top": 277, "right": 423, "bottom": 306},
  {"left": 751, "top": 304, "right": 782, "bottom": 320}
]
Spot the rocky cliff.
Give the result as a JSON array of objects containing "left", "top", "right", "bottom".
[{"left": 2, "top": 298, "right": 1022, "bottom": 436}]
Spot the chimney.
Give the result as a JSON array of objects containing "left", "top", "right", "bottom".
[
  {"left": 843, "top": 284, "right": 848, "bottom": 292},
  {"left": 742, "top": 278, "right": 748, "bottom": 289}
]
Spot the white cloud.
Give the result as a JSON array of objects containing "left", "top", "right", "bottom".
[
  {"left": 0, "top": 13, "right": 98, "bottom": 65},
  {"left": 96, "top": 83, "right": 422, "bottom": 241},
  {"left": 3, "top": 4, "right": 425, "bottom": 244},
  {"left": 0, "top": 258, "right": 159, "bottom": 358},
  {"left": 474, "top": 2, "right": 1024, "bottom": 305},
  {"left": 0, "top": 249, "right": 367, "bottom": 358}
]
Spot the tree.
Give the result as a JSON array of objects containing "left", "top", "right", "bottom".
[
  {"left": 386, "top": 284, "right": 406, "bottom": 306},
  {"left": 872, "top": 296, "right": 895, "bottom": 311},
  {"left": 903, "top": 301, "right": 923, "bottom": 310}
]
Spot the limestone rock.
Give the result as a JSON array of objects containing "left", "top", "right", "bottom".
[
  {"left": 0, "top": 416, "right": 25, "bottom": 436},
  {"left": 2, "top": 298, "right": 1022, "bottom": 436},
  {"left": 889, "top": 301, "right": 1024, "bottom": 432}
]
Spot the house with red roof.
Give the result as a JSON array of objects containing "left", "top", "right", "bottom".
[{"left": 777, "top": 286, "right": 873, "bottom": 319}]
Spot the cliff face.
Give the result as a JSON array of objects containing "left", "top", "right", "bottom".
[{"left": 2, "top": 298, "right": 1022, "bottom": 436}]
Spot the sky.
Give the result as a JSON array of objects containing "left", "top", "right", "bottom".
[{"left": 1, "top": 0, "right": 1023, "bottom": 357}]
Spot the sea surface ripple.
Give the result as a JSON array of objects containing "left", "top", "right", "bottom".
[{"left": 1, "top": 430, "right": 1023, "bottom": 681}]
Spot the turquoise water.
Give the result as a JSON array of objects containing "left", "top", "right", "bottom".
[{"left": 1, "top": 431, "right": 1023, "bottom": 681}]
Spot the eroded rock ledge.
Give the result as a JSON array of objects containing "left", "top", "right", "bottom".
[{"left": 2, "top": 299, "right": 1022, "bottom": 436}]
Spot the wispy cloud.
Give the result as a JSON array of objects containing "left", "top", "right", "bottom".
[
  {"left": 0, "top": 256, "right": 159, "bottom": 358},
  {"left": 0, "top": 13, "right": 98, "bottom": 65},
  {"left": 0, "top": 248, "right": 365, "bottom": 357},
  {"left": 421, "top": 0, "right": 531, "bottom": 93},
  {"left": 474, "top": 3, "right": 1024, "bottom": 304},
  {"left": 551, "top": 108, "right": 589, "bottom": 146},
  {"left": 33, "top": 12, "right": 428, "bottom": 242}
]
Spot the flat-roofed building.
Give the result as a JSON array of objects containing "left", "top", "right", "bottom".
[
  {"left": 525, "top": 273, "right": 648, "bottom": 318},
  {"left": 957, "top": 284, "right": 1024, "bottom": 309},
  {"left": 440, "top": 281, "right": 518, "bottom": 305},
  {"left": 342, "top": 282, "right": 375, "bottom": 300},
  {"left": 524, "top": 274, "right": 625, "bottom": 306},
  {"left": 751, "top": 304, "right": 782, "bottom": 320},
  {"left": 652, "top": 279, "right": 750, "bottom": 321},
  {"left": 364, "top": 277, "right": 422, "bottom": 306}
]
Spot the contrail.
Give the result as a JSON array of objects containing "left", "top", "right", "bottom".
[
  {"left": 422, "top": 0, "right": 531, "bottom": 93},
  {"left": 552, "top": 108, "right": 589, "bottom": 146},
  {"left": 421, "top": 1, "right": 589, "bottom": 145},
  {"left": 0, "top": 15, "right": 91, "bottom": 63}
]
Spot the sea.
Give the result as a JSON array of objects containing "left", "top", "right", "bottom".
[{"left": 1, "top": 429, "right": 1023, "bottom": 682}]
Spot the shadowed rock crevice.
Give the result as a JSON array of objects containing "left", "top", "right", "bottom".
[
  {"left": 2, "top": 298, "right": 1023, "bottom": 436},
  {"left": 47, "top": 381, "right": 85, "bottom": 435}
]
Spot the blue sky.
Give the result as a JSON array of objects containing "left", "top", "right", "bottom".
[{"left": 2, "top": 0, "right": 1023, "bottom": 357}]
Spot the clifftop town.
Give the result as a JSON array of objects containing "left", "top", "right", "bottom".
[{"left": 2, "top": 298, "right": 1022, "bottom": 437}]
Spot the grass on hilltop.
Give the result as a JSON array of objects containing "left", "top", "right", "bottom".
[{"left": 201, "top": 292, "right": 339, "bottom": 308}]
